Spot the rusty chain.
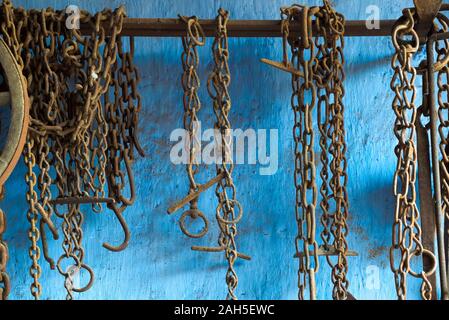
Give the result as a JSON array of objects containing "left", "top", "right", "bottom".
[
  {"left": 318, "top": 1, "right": 350, "bottom": 300},
  {"left": 270, "top": 1, "right": 351, "bottom": 301},
  {"left": 207, "top": 8, "right": 243, "bottom": 300},
  {"left": 390, "top": 8, "right": 436, "bottom": 300},
  {"left": 0, "top": 0, "right": 142, "bottom": 299},
  {"left": 178, "top": 15, "right": 209, "bottom": 239},
  {"left": 285, "top": 4, "right": 320, "bottom": 300}
]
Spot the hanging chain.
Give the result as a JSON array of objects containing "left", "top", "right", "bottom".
[
  {"left": 0, "top": 188, "right": 10, "bottom": 300},
  {"left": 286, "top": 4, "right": 320, "bottom": 300},
  {"left": 319, "top": 1, "right": 350, "bottom": 300},
  {"left": 178, "top": 15, "right": 209, "bottom": 239},
  {"left": 207, "top": 8, "right": 243, "bottom": 300},
  {"left": 0, "top": 1, "right": 141, "bottom": 299},
  {"left": 390, "top": 8, "right": 435, "bottom": 300}
]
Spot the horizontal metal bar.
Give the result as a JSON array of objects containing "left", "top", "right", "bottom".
[{"left": 80, "top": 18, "right": 430, "bottom": 38}]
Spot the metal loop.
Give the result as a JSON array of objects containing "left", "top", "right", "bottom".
[{"left": 179, "top": 209, "right": 209, "bottom": 239}]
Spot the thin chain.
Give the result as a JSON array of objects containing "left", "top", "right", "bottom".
[
  {"left": 178, "top": 15, "right": 207, "bottom": 238},
  {"left": 287, "top": 5, "right": 320, "bottom": 300},
  {"left": 208, "top": 8, "right": 242, "bottom": 300},
  {"left": 390, "top": 9, "right": 434, "bottom": 300},
  {"left": 24, "top": 138, "right": 42, "bottom": 299},
  {"left": 320, "top": 1, "right": 350, "bottom": 300}
]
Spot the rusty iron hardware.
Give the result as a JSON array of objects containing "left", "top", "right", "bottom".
[
  {"left": 294, "top": 246, "right": 358, "bottom": 258},
  {"left": 168, "top": 172, "right": 225, "bottom": 215},
  {"left": 414, "top": 0, "right": 442, "bottom": 27},
  {"left": 261, "top": 0, "right": 353, "bottom": 301},
  {"left": 77, "top": 18, "right": 438, "bottom": 38},
  {"left": 169, "top": 8, "right": 249, "bottom": 300},
  {"left": 206, "top": 8, "right": 248, "bottom": 300},
  {"left": 416, "top": 71, "right": 437, "bottom": 300},
  {"left": 170, "top": 15, "right": 210, "bottom": 240},
  {"left": 50, "top": 197, "right": 116, "bottom": 206},
  {"left": 192, "top": 246, "right": 251, "bottom": 261},
  {"left": 388, "top": 8, "right": 449, "bottom": 300},
  {"left": 0, "top": 0, "right": 143, "bottom": 300},
  {"left": 0, "top": 23, "right": 30, "bottom": 300}
]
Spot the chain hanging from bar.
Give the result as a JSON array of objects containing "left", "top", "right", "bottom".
[
  {"left": 177, "top": 15, "right": 209, "bottom": 239},
  {"left": 316, "top": 0, "right": 350, "bottom": 300},
  {"left": 435, "top": 11, "right": 449, "bottom": 300},
  {"left": 0, "top": 0, "right": 143, "bottom": 300},
  {"left": 261, "top": 0, "right": 352, "bottom": 300},
  {"left": 168, "top": 9, "right": 249, "bottom": 300},
  {"left": 390, "top": 8, "right": 436, "bottom": 300},
  {"left": 288, "top": 4, "right": 320, "bottom": 300},
  {"left": 207, "top": 8, "right": 244, "bottom": 300}
]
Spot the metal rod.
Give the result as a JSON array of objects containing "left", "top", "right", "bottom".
[
  {"left": 417, "top": 72, "right": 437, "bottom": 300},
  {"left": 80, "top": 18, "right": 431, "bottom": 38},
  {"left": 167, "top": 172, "right": 225, "bottom": 215},
  {"left": 427, "top": 35, "right": 449, "bottom": 300}
]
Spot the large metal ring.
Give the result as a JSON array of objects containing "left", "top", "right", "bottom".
[
  {"left": 179, "top": 209, "right": 209, "bottom": 239},
  {"left": 408, "top": 248, "right": 437, "bottom": 278},
  {"left": 0, "top": 37, "right": 29, "bottom": 186}
]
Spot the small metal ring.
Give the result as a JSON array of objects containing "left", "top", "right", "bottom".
[
  {"left": 216, "top": 199, "right": 243, "bottom": 225},
  {"left": 408, "top": 248, "right": 437, "bottom": 278},
  {"left": 56, "top": 254, "right": 81, "bottom": 277},
  {"left": 187, "top": 19, "right": 206, "bottom": 47},
  {"left": 179, "top": 209, "right": 209, "bottom": 239},
  {"left": 71, "top": 264, "right": 95, "bottom": 293}
]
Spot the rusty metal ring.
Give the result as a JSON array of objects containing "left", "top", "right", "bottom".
[
  {"left": 408, "top": 248, "right": 437, "bottom": 278},
  {"left": 179, "top": 209, "right": 209, "bottom": 239},
  {"left": 215, "top": 199, "right": 243, "bottom": 225},
  {"left": 56, "top": 253, "right": 81, "bottom": 277},
  {"left": 187, "top": 18, "right": 206, "bottom": 47},
  {"left": 0, "top": 36, "right": 29, "bottom": 187},
  {"left": 71, "top": 264, "right": 95, "bottom": 293},
  {"left": 392, "top": 10, "right": 420, "bottom": 53}
]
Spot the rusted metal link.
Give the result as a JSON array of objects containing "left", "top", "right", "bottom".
[
  {"left": 49, "top": 197, "right": 116, "bottom": 206},
  {"left": 167, "top": 172, "right": 226, "bottom": 215},
  {"left": 294, "top": 247, "right": 358, "bottom": 259},
  {"left": 191, "top": 246, "right": 251, "bottom": 261}
]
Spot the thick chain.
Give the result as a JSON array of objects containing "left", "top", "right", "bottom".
[
  {"left": 286, "top": 5, "right": 320, "bottom": 300},
  {"left": 319, "top": 2, "right": 350, "bottom": 300},
  {"left": 390, "top": 9, "right": 434, "bottom": 300},
  {"left": 0, "top": 1, "right": 140, "bottom": 299}
]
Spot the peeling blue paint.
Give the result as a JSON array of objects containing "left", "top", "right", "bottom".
[{"left": 3, "top": 0, "right": 428, "bottom": 300}]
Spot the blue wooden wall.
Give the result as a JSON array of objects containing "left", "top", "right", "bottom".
[{"left": 3, "top": 0, "right": 428, "bottom": 300}]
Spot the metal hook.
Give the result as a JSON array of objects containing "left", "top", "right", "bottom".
[{"left": 102, "top": 203, "right": 130, "bottom": 252}]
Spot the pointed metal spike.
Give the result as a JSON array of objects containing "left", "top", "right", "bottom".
[{"left": 260, "top": 58, "right": 303, "bottom": 77}]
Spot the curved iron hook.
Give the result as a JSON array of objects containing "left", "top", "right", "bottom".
[{"left": 102, "top": 202, "right": 130, "bottom": 252}]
